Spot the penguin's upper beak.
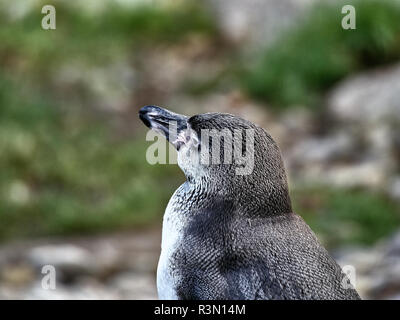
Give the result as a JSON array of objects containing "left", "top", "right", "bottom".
[{"left": 139, "top": 105, "right": 188, "bottom": 149}]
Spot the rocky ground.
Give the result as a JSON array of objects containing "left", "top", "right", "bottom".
[
  {"left": 0, "top": 226, "right": 399, "bottom": 299},
  {"left": 0, "top": 229, "right": 160, "bottom": 299},
  {"left": 334, "top": 230, "right": 400, "bottom": 300}
]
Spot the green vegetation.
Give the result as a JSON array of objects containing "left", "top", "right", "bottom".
[
  {"left": 242, "top": 0, "right": 400, "bottom": 107},
  {"left": 293, "top": 187, "right": 400, "bottom": 248},
  {"left": 0, "top": 74, "right": 184, "bottom": 240},
  {"left": 0, "top": 1, "right": 217, "bottom": 80},
  {"left": 0, "top": 1, "right": 213, "bottom": 240}
]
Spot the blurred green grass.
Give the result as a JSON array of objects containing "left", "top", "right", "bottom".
[
  {"left": 242, "top": 0, "right": 400, "bottom": 107},
  {"left": 0, "top": 0, "right": 211, "bottom": 240},
  {"left": 0, "top": 1, "right": 217, "bottom": 80},
  {"left": 0, "top": 73, "right": 184, "bottom": 239}
]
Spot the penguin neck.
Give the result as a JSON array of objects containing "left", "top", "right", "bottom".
[{"left": 183, "top": 174, "right": 292, "bottom": 217}]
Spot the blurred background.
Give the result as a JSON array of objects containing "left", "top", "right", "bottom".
[{"left": 0, "top": 0, "right": 399, "bottom": 299}]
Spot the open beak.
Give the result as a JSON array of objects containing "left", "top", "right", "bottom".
[{"left": 139, "top": 105, "right": 188, "bottom": 150}]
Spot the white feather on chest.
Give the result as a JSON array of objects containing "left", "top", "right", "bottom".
[{"left": 156, "top": 186, "right": 187, "bottom": 299}]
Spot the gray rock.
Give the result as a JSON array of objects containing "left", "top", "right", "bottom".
[
  {"left": 289, "top": 132, "right": 354, "bottom": 163},
  {"left": 22, "top": 280, "right": 119, "bottom": 300},
  {"left": 335, "top": 230, "right": 400, "bottom": 300},
  {"left": 318, "top": 161, "right": 387, "bottom": 188},
  {"left": 285, "top": 130, "right": 390, "bottom": 188},
  {"left": 109, "top": 272, "right": 157, "bottom": 300},
  {"left": 288, "top": 64, "right": 400, "bottom": 190},
  {"left": 385, "top": 231, "right": 400, "bottom": 257},
  {"left": 28, "top": 245, "right": 99, "bottom": 279},
  {"left": 328, "top": 64, "right": 400, "bottom": 123},
  {"left": 206, "top": 0, "right": 316, "bottom": 46},
  {"left": 388, "top": 177, "right": 400, "bottom": 202}
]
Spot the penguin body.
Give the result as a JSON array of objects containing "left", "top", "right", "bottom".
[{"left": 139, "top": 106, "right": 361, "bottom": 300}]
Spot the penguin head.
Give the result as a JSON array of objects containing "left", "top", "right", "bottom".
[
  {"left": 139, "top": 105, "right": 256, "bottom": 180},
  {"left": 139, "top": 105, "right": 291, "bottom": 212},
  {"left": 139, "top": 105, "right": 204, "bottom": 180}
]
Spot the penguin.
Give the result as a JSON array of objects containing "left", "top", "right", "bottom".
[{"left": 139, "top": 105, "right": 361, "bottom": 300}]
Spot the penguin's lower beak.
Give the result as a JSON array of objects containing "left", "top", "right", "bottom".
[{"left": 139, "top": 105, "right": 188, "bottom": 149}]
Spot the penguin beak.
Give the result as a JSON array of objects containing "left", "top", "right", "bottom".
[{"left": 139, "top": 105, "right": 188, "bottom": 150}]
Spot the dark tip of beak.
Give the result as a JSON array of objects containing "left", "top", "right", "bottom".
[
  {"left": 138, "top": 105, "right": 188, "bottom": 147},
  {"left": 139, "top": 106, "right": 153, "bottom": 128}
]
